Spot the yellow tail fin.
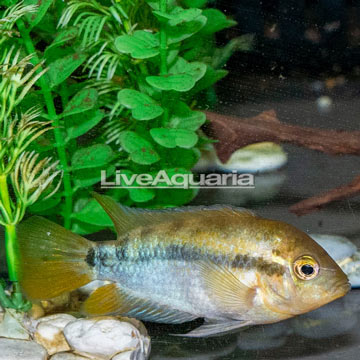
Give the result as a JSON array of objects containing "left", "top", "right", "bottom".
[{"left": 16, "top": 216, "right": 95, "bottom": 300}]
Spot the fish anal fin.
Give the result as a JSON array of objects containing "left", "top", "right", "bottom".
[
  {"left": 83, "top": 283, "right": 123, "bottom": 315},
  {"left": 197, "top": 260, "right": 256, "bottom": 315},
  {"left": 83, "top": 283, "right": 197, "bottom": 324},
  {"left": 175, "top": 319, "right": 250, "bottom": 337}
]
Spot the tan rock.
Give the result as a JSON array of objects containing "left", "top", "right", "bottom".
[
  {"left": 29, "top": 303, "right": 45, "bottom": 320},
  {"left": 34, "top": 314, "right": 76, "bottom": 355},
  {"left": 40, "top": 292, "right": 71, "bottom": 313},
  {"left": 50, "top": 352, "right": 89, "bottom": 359}
]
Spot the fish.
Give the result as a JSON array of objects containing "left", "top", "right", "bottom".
[{"left": 15, "top": 192, "right": 350, "bottom": 337}]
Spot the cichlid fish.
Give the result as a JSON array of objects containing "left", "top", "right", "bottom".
[{"left": 16, "top": 193, "right": 350, "bottom": 337}]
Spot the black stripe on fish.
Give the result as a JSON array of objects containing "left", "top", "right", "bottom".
[
  {"left": 85, "top": 248, "right": 96, "bottom": 267},
  {"left": 106, "top": 243, "right": 285, "bottom": 276},
  {"left": 231, "top": 254, "right": 285, "bottom": 276}
]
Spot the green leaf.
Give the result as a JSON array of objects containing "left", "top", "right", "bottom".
[
  {"left": 47, "top": 52, "right": 87, "bottom": 88},
  {"left": 45, "top": 27, "right": 78, "bottom": 56},
  {"left": 118, "top": 89, "right": 163, "bottom": 120},
  {"left": 169, "top": 102, "right": 206, "bottom": 130},
  {"left": 182, "top": 0, "right": 208, "bottom": 8},
  {"left": 113, "top": 169, "right": 154, "bottom": 203},
  {"left": 212, "top": 35, "right": 254, "bottom": 69},
  {"left": 74, "top": 165, "right": 115, "bottom": 188},
  {"left": 153, "top": 187, "right": 198, "bottom": 206},
  {"left": 24, "top": 0, "right": 53, "bottom": 30},
  {"left": 172, "top": 129, "right": 198, "bottom": 148},
  {"left": 71, "top": 221, "right": 106, "bottom": 236},
  {"left": 167, "top": 15, "right": 207, "bottom": 44},
  {"left": 153, "top": 7, "right": 202, "bottom": 26},
  {"left": 72, "top": 199, "right": 113, "bottom": 227},
  {"left": 28, "top": 196, "right": 61, "bottom": 214},
  {"left": 129, "top": 188, "right": 155, "bottom": 203},
  {"left": 147, "top": 58, "right": 206, "bottom": 92},
  {"left": 119, "top": 131, "right": 160, "bottom": 165},
  {"left": 150, "top": 128, "right": 176, "bottom": 148},
  {"left": 188, "top": 66, "right": 228, "bottom": 95},
  {"left": 62, "top": 88, "right": 98, "bottom": 117},
  {"left": 200, "top": 9, "right": 237, "bottom": 35},
  {"left": 150, "top": 128, "right": 198, "bottom": 149},
  {"left": 146, "top": 74, "right": 194, "bottom": 92},
  {"left": 72, "top": 144, "right": 114, "bottom": 170},
  {"left": 159, "top": 147, "right": 200, "bottom": 169},
  {"left": 66, "top": 109, "right": 104, "bottom": 140},
  {"left": 170, "top": 57, "right": 207, "bottom": 82},
  {"left": 115, "top": 31, "right": 159, "bottom": 59}
]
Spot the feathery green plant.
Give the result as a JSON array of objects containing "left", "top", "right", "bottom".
[
  {"left": 0, "top": 0, "right": 249, "bottom": 304},
  {"left": 0, "top": 2, "right": 62, "bottom": 309}
]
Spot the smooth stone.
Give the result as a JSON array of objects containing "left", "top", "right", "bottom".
[
  {"left": 50, "top": 352, "right": 89, "bottom": 359},
  {"left": 112, "top": 351, "right": 135, "bottom": 360},
  {"left": 343, "top": 260, "right": 360, "bottom": 288},
  {"left": 0, "top": 338, "right": 47, "bottom": 360},
  {"left": 193, "top": 142, "right": 288, "bottom": 173},
  {"left": 63, "top": 317, "right": 150, "bottom": 360},
  {"left": 34, "top": 314, "right": 76, "bottom": 355},
  {"left": 0, "top": 308, "right": 30, "bottom": 340},
  {"left": 310, "top": 234, "right": 357, "bottom": 261},
  {"left": 216, "top": 142, "right": 288, "bottom": 173}
]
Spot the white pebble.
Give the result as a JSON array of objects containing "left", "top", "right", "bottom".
[
  {"left": 34, "top": 314, "right": 76, "bottom": 355},
  {"left": 63, "top": 317, "right": 150, "bottom": 359},
  {"left": 0, "top": 338, "right": 47, "bottom": 360}
]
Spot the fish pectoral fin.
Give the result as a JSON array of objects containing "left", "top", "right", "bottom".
[
  {"left": 197, "top": 260, "right": 256, "bottom": 315},
  {"left": 174, "top": 319, "right": 250, "bottom": 338},
  {"left": 83, "top": 283, "right": 197, "bottom": 324}
]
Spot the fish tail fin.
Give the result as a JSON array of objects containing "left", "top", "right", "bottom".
[{"left": 16, "top": 216, "right": 96, "bottom": 300}]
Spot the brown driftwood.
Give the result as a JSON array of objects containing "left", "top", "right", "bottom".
[
  {"left": 205, "top": 110, "right": 360, "bottom": 215},
  {"left": 290, "top": 175, "right": 360, "bottom": 216},
  {"left": 205, "top": 110, "right": 360, "bottom": 163}
]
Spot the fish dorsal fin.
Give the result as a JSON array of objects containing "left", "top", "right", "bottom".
[
  {"left": 83, "top": 283, "right": 197, "bottom": 324},
  {"left": 176, "top": 319, "right": 250, "bottom": 337},
  {"left": 197, "top": 260, "right": 256, "bottom": 315},
  {"left": 92, "top": 192, "right": 256, "bottom": 239}
]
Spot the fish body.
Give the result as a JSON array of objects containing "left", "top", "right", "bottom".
[{"left": 16, "top": 193, "right": 350, "bottom": 337}]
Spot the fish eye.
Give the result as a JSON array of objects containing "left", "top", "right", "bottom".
[{"left": 293, "top": 256, "right": 319, "bottom": 280}]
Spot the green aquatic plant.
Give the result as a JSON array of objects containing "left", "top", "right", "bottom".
[
  {"left": 0, "top": 3, "right": 63, "bottom": 309},
  {"left": 0, "top": 0, "right": 244, "bottom": 237},
  {"left": 0, "top": 0, "right": 245, "bottom": 297}
]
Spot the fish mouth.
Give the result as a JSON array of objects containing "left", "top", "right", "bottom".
[{"left": 332, "top": 281, "right": 351, "bottom": 298}]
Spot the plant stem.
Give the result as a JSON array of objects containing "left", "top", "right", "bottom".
[
  {"left": 0, "top": 175, "right": 11, "bottom": 219},
  {"left": 17, "top": 19, "right": 73, "bottom": 229},
  {"left": 0, "top": 175, "right": 17, "bottom": 282},
  {"left": 0, "top": 283, "right": 12, "bottom": 308},
  {"left": 159, "top": 0, "right": 168, "bottom": 75},
  {"left": 5, "top": 224, "right": 17, "bottom": 282},
  {"left": 159, "top": 0, "right": 168, "bottom": 123}
]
